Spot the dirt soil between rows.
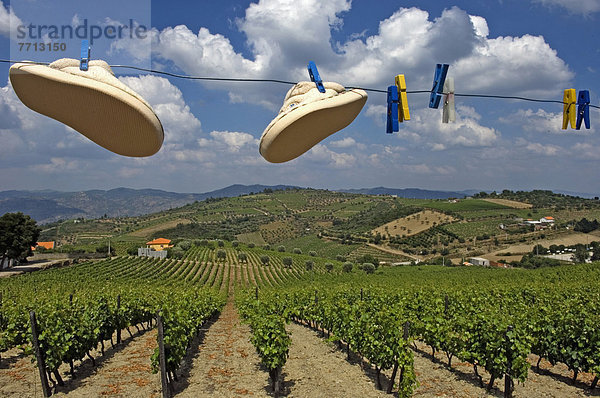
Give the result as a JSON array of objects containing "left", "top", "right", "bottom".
[{"left": 2, "top": 296, "right": 599, "bottom": 397}]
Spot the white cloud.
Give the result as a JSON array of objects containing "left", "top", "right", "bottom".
[
  {"left": 0, "top": 0, "right": 23, "bottom": 37},
  {"left": 397, "top": 105, "right": 499, "bottom": 150},
  {"left": 500, "top": 108, "right": 596, "bottom": 135},
  {"left": 516, "top": 139, "right": 561, "bottom": 156},
  {"left": 305, "top": 143, "right": 356, "bottom": 168},
  {"left": 30, "top": 157, "right": 80, "bottom": 173},
  {"left": 572, "top": 142, "right": 600, "bottom": 159},
  {"left": 469, "top": 15, "right": 489, "bottom": 38},
  {"left": 329, "top": 137, "right": 356, "bottom": 148},
  {"left": 118, "top": 75, "right": 202, "bottom": 147},
  {"left": 452, "top": 34, "right": 573, "bottom": 97},
  {"left": 208, "top": 130, "right": 258, "bottom": 153},
  {"left": 109, "top": 3, "right": 572, "bottom": 111},
  {"left": 117, "top": 167, "right": 144, "bottom": 178},
  {"left": 532, "top": 0, "right": 600, "bottom": 14}
]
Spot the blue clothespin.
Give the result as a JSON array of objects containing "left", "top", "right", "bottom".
[
  {"left": 386, "top": 85, "right": 399, "bottom": 134},
  {"left": 576, "top": 90, "right": 590, "bottom": 130},
  {"left": 429, "top": 63, "right": 449, "bottom": 109},
  {"left": 307, "top": 61, "right": 326, "bottom": 93},
  {"left": 80, "top": 40, "right": 90, "bottom": 71}
]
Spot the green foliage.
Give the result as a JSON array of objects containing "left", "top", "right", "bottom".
[
  {"left": 277, "top": 245, "right": 285, "bottom": 252},
  {"left": 166, "top": 246, "right": 184, "bottom": 259},
  {"left": 325, "top": 262, "right": 334, "bottom": 272},
  {"left": 342, "top": 262, "right": 353, "bottom": 273},
  {"left": 95, "top": 244, "right": 116, "bottom": 256},
  {"left": 362, "top": 263, "right": 375, "bottom": 274},
  {"left": 308, "top": 250, "right": 317, "bottom": 257},
  {"left": 574, "top": 218, "right": 599, "bottom": 233},
  {"left": 0, "top": 212, "right": 40, "bottom": 262},
  {"left": 517, "top": 253, "right": 561, "bottom": 268},
  {"left": 531, "top": 244, "right": 549, "bottom": 255},
  {"left": 356, "top": 253, "right": 379, "bottom": 267},
  {"left": 293, "top": 248, "right": 302, "bottom": 254},
  {"left": 238, "top": 252, "right": 248, "bottom": 263},
  {"left": 216, "top": 249, "right": 227, "bottom": 260},
  {"left": 573, "top": 245, "right": 589, "bottom": 264},
  {"left": 260, "top": 255, "right": 270, "bottom": 266},
  {"left": 282, "top": 257, "right": 293, "bottom": 268},
  {"left": 305, "top": 260, "right": 314, "bottom": 271}
]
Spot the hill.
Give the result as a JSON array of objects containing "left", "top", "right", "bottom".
[
  {"left": 339, "top": 187, "right": 472, "bottom": 199},
  {"left": 0, "top": 185, "right": 298, "bottom": 224}
]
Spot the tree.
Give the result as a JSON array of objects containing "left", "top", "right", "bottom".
[
  {"left": 0, "top": 212, "right": 40, "bottom": 264},
  {"left": 217, "top": 249, "right": 227, "bottom": 261},
  {"left": 277, "top": 245, "right": 285, "bottom": 252},
  {"left": 357, "top": 254, "right": 379, "bottom": 268},
  {"left": 342, "top": 262, "right": 353, "bottom": 273},
  {"left": 96, "top": 244, "right": 116, "bottom": 257},
  {"left": 260, "top": 255, "right": 270, "bottom": 266},
  {"left": 305, "top": 260, "right": 314, "bottom": 271},
  {"left": 573, "top": 245, "right": 589, "bottom": 264},
  {"left": 177, "top": 240, "right": 192, "bottom": 251},
  {"left": 282, "top": 257, "right": 293, "bottom": 268},
  {"left": 217, "top": 240, "right": 225, "bottom": 247},
  {"left": 325, "top": 262, "right": 334, "bottom": 272},
  {"left": 362, "top": 263, "right": 375, "bottom": 274},
  {"left": 238, "top": 252, "right": 248, "bottom": 263},
  {"left": 166, "top": 246, "right": 184, "bottom": 259},
  {"left": 293, "top": 248, "right": 302, "bottom": 254}
]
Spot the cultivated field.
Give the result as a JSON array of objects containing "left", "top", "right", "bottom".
[
  {"left": 371, "top": 209, "right": 455, "bottom": 238},
  {"left": 482, "top": 198, "right": 533, "bottom": 209}
]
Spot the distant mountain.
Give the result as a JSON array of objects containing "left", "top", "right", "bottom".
[
  {"left": 338, "top": 187, "right": 470, "bottom": 199},
  {"left": 0, "top": 185, "right": 298, "bottom": 224}
]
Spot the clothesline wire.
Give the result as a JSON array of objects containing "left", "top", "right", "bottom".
[{"left": 1, "top": 59, "right": 599, "bottom": 109}]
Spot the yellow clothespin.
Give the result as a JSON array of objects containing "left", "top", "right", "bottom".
[
  {"left": 562, "top": 89, "right": 576, "bottom": 129},
  {"left": 395, "top": 74, "right": 410, "bottom": 122}
]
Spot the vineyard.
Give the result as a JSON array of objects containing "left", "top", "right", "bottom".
[{"left": 2, "top": 239, "right": 600, "bottom": 397}]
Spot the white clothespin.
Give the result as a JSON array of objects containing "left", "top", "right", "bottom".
[{"left": 442, "top": 77, "right": 455, "bottom": 123}]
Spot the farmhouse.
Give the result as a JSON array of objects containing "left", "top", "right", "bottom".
[
  {"left": 540, "top": 216, "right": 554, "bottom": 224},
  {"left": 469, "top": 257, "right": 490, "bottom": 267},
  {"left": 33, "top": 241, "right": 55, "bottom": 250},
  {"left": 138, "top": 247, "right": 168, "bottom": 259},
  {"left": 146, "top": 238, "right": 172, "bottom": 251}
]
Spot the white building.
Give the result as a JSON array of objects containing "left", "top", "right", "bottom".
[{"left": 469, "top": 257, "right": 490, "bottom": 267}]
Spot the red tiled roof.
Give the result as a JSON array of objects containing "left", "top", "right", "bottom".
[{"left": 147, "top": 238, "right": 171, "bottom": 245}]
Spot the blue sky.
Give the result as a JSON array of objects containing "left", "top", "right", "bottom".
[{"left": 1, "top": 0, "right": 599, "bottom": 194}]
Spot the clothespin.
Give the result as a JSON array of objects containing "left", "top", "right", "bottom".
[
  {"left": 80, "top": 40, "right": 90, "bottom": 71},
  {"left": 576, "top": 90, "right": 590, "bottom": 130},
  {"left": 307, "top": 61, "right": 325, "bottom": 93},
  {"left": 429, "top": 63, "right": 449, "bottom": 109},
  {"left": 386, "top": 85, "right": 399, "bottom": 134},
  {"left": 442, "top": 77, "right": 455, "bottom": 123},
  {"left": 562, "top": 89, "right": 576, "bottom": 129},
  {"left": 395, "top": 75, "right": 410, "bottom": 122}
]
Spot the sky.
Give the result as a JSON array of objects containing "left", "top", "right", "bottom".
[{"left": 0, "top": 0, "right": 599, "bottom": 194}]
